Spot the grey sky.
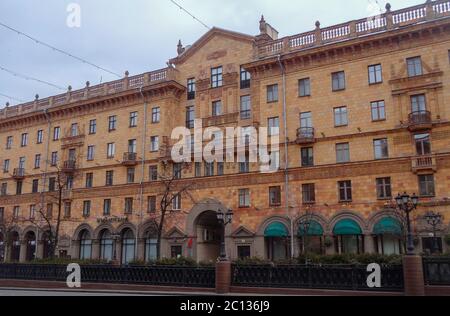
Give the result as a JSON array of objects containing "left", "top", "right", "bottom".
[{"left": 0, "top": 0, "right": 423, "bottom": 108}]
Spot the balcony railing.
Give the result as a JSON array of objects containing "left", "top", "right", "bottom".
[
  {"left": 203, "top": 112, "right": 239, "bottom": 127},
  {"left": 122, "top": 152, "right": 138, "bottom": 166},
  {"left": 411, "top": 155, "right": 437, "bottom": 173},
  {"left": 408, "top": 111, "right": 432, "bottom": 131},
  {"left": 296, "top": 127, "right": 316, "bottom": 144},
  {"left": 12, "top": 168, "right": 25, "bottom": 179},
  {"left": 62, "top": 160, "right": 77, "bottom": 173}
]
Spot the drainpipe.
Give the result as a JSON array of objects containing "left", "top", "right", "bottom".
[
  {"left": 135, "top": 86, "right": 148, "bottom": 261},
  {"left": 277, "top": 55, "right": 294, "bottom": 259}
]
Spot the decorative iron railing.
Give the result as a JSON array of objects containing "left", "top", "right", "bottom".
[
  {"left": 423, "top": 257, "right": 450, "bottom": 286},
  {"left": 0, "top": 264, "right": 216, "bottom": 288},
  {"left": 231, "top": 264, "right": 404, "bottom": 292},
  {"left": 408, "top": 111, "right": 432, "bottom": 126}
]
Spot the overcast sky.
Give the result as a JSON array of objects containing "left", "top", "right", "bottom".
[{"left": 0, "top": 0, "right": 424, "bottom": 108}]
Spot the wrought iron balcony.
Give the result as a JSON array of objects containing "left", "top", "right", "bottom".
[
  {"left": 411, "top": 155, "right": 437, "bottom": 174},
  {"left": 408, "top": 111, "right": 432, "bottom": 131},
  {"left": 122, "top": 152, "right": 138, "bottom": 166},
  {"left": 12, "top": 168, "right": 25, "bottom": 180},
  {"left": 296, "top": 127, "right": 316, "bottom": 144},
  {"left": 62, "top": 160, "right": 77, "bottom": 173}
]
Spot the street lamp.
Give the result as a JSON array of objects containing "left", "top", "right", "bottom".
[
  {"left": 216, "top": 208, "right": 233, "bottom": 261},
  {"left": 424, "top": 211, "right": 442, "bottom": 254},
  {"left": 395, "top": 192, "right": 419, "bottom": 255}
]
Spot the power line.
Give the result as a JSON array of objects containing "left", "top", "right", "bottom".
[
  {"left": 0, "top": 21, "right": 121, "bottom": 78},
  {"left": 0, "top": 65, "right": 65, "bottom": 91},
  {"left": 0, "top": 92, "right": 25, "bottom": 103},
  {"left": 169, "top": 0, "right": 211, "bottom": 30}
]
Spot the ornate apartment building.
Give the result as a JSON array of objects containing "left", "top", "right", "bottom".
[{"left": 0, "top": 1, "right": 449, "bottom": 264}]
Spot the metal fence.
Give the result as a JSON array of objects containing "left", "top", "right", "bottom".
[
  {"left": 0, "top": 264, "right": 215, "bottom": 288},
  {"left": 423, "top": 257, "right": 450, "bottom": 286},
  {"left": 231, "top": 264, "right": 404, "bottom": 292}
]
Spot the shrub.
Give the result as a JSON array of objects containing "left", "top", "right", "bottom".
[
  {"left": 28, "top": 258, "right": 109, "bottom": 265},
  {"left": 444, "top": 234, "right": 450, "bottom": 246},
  {"left": 233, "top": 257, "right": 272, "bottom": 266}
]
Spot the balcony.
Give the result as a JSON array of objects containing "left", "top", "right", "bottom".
[
  {"left": 408, "top": 111, "right": 432, "bottom": 132},
  {"left": 412, "top": 155, "right": 437, "bottom": 174},
  {"left": 296, "top": 127, "right": 316, "bottom": 144},
  {"left": 203, "top": 112, "right": 239, "bottom": 128},
  {"left": 61, "top": 126, "right": 85, "bottom": 149},
  {"left": 122, "top": 152, "right": 138, "bottom": 166},
  {"left": 12, "top": 168, "right": 25, "bottom": 180},
  {"left": 62, "top": 160, "right": 77, "bottom": 174}
]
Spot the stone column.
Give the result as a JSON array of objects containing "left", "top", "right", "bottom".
[
  {"left": 403, "top": 255, "right": 425, "bottom": 296},
  {"left": 35, "top": 241, "right": 44, "bottom": 259},
  {"left": 19, "top": 240, "right": 27, "bottom": 262},
  {"left": 137, "top": 238, "right": 145, "bottom": 261},
  {"left": 91, "top": 240, "right": 100, "bottom": 260},
  {"left": 216, "top": 260, "right": 232, "bottom": 294},
  {"left": 364, "top": 234, "right": 375, "bottom": 254}
]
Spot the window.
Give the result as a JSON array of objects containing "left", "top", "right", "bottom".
[
  {"left": 373, "top": 138, "right": 389, "bottom": 159},
  {"left": 371, "top": 101, "right": 386, "bottom": 121},
  {"left": 173, "top": 163, "right": 182, "bottom": 179},
  {"left": 124, "top": 198, "right": 133, "bottom": 214},
  {"left": 238, "top": 189, "right": 250, "bottom": 207},
  {"left": 89, "top": 119, "right": 97, "bottom": 134},
  {"left": 239, "top": 154, "right": 250, "bottom": 173},
  {"left": 20, "top": 133, "right": 28, "bottom": 147},
  {"left": 269, "top": 186, "right": 281, "bottom": 206},
  {"left": 368, "top": 64, "right": 383, "bottom": 84},
  {"left": 334, "top": 107, "right": 348, "bottom": 126},
  {"left": 149, "top": 166, "right": 158, "bottom": 181},
  {"left": 129, "top": 112, "right": 138, "bottom": 127},
  {"left": 18, "top": 157, "right": 25, "bottom": 169},
  {"left": 151, "top": 107, "right": 160, "bottom": 124},
  {"left": 419, "top": 174, "right": 435, "bottom": 197},
  {"left": 150, "top": 136, "right": 159, "bottom": 152},
  {"left": 3, "top": 159, "right": 9, "bottom": 173},
  {"left": 32, "top": 179, "right": 39, "bottom": 193},
  {"left": 187, "top": 78, "right": 196, "bottom": 100},
  {"left": 376, "top": 177, "right": 392, "bottom": 199},
  {"left": 16, "top": 181, "right": 23, "bottom": 195},
  {"left": 85, "top": 173, "right": 93, "bottom": 188},
  {"left": 36, "top": 130, "right": 43, "bottom": 144},
  {"left": 204, "top": 162, "right": 214, "bottom": 177},
  {"left": 302, "top": 184, "right": 316, "bottom": 204},
  {"left": 148, "top": 196, "right": 156, "bottom": 213},
  {"left": 64, "top": 202, "right": 71, "bottom": 218},
  {"left": 267, "top": 84, "right": 278, "bottom": 102},
  {"left": 34, "top": 154, "right": 41, "bottom": 169},
  {"left": 108, "top": 115, "right": 117, "bottom": 131},
  {"left": 338, "top": 180, "right": 352, "bottom": 202},
  {"left": 268, "top": 117, "right": 280, "bottom": 136},
  {"left": 332, "top": 71, "right": 346, "bottom": 91},
  {"left": 48, "top": 177, "right": 56, "bottom": 192},
  {"left": 300, "top": 112, "right": 312, "bottom": 128},
  {"left": 51, "top": 152, "right": 58, "bottom": 166},
  {"left": 13, "top": 206, "right": 20, "bottom": 220},
  {"left": 29, "top": 205, "right": 36, "bottom": 219},
  {"left": 217, "top": 162, "right": 224, "bottom": 176},
  {"left": 299, "top": 78, "right": 311, "bottom": 97},
  {"left": 87, "top": 145, "right": 95, "bottom": 161},
  {"left": 53, "top": 127, "right": 60, "bottom": 140},
  {"left": 171, "top": 245, "right": 182, "bottom": 258},
  {"left": 411, "top": 94, "right": 426, "bottom": 113},
  {"left": 186, "top": 106, "right": 195, "bottom": 128},
  {"left": 172, "top": 194, "right": 182, "bottom": 210},
  {"left": 126, "top": 139, "right": 137, "bottom": 154},
  {"left": 106, "top": 170, "right": 114, "bottom": 186},
  {"left": 211, "top": 66, "right": 223, "bottom": 88},
  {"left": 70, "top": 123, "right": 78, "bottom": 137},
  {"left": 45, "top": 203, "right": 53, "bottom": 219},
  {"left": 195, "top": 162, "right": 202, "bottom": 177},
  {"left": 240, "top": 95, "right": 251, "bottom": 119},
  {"left": 407, "top": 56, "right": 422, "bottom": 77},
  {"left": 6, "top": 136, "right": 12, "bottom": 149},
  {"left": 0, "top": 207, "right": 3, "bottom": 222},
  {"left": 300, "top": 147, "right": 314, "bottom": 167},
  {"left": 240, "top": 67, "right": 251, "bottom": 89},
  {"left": 127, "top": 168, "right": 135, "bottom": 183},
  {"left": 103, "top": 199, "right": 111, "bottom": 216},
  {"left": 107, "top": 143, "right": 115, "bottom": 158},
  {"left": 237, "top": 245, "right": 251, "bottom": 259},
  {"left": 212, "top": 101, "right": 222, "bottom": 116},
  {"left": 415, "top": 133, "right": 431, "bottom": 156},
  {"left": 83, "top": 201, "right": 91, "bottom": 217},
  {"left": 0, "top": 183, "right": 7, "bottom": 196},
  {"left": 336, "top": 143, "right": 350, "bottom": 163}
]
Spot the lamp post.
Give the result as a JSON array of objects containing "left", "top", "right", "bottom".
[
  {"left": 424, "top": 211, "right": 442, "bottom": 254},
  {"left": 395, "top": 192, "right": 419, "bottom": 255},
  {"left": 216, "top": 209, "right": 233, "bottom": 261}
]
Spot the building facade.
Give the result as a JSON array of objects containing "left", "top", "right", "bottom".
[{"left": 1, "top": 1, "right": 450, "bottom": 264}]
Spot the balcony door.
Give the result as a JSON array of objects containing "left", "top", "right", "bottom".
[
  {"left": 411, "top": 95, "right": 426, "bottom": 113},
  {"left": 68, "top": 149, "right": 76, "bottom": 162},
  {"left": 128, "top": 139, "right": 137, "bottom": 154},
  {"left": 415, "top": 133, "right": 431, "bottom": 156},
  {"left": 300, "top": 112, "right": 312, "bottom": 128}
]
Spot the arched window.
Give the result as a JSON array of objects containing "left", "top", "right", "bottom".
[
  {"left": 100, "top": 230, "right": 114, "bottom": 261},
  {"left": 333, "top": 219, "right": 364, "bottom": 254},
  {"left": 373, "top": 217, "right": 403, "bottom": 255},
  {"left": 264, "top": 221, "right": 289, "bottom": 261},
  {"left": 79, "top": 230, "right": 92, "bottom": 260},
  {"left": 121, "top": 229, "right": 135, "bottom": 265},
  {"left": 25, "top": 231, "right": 36, "bottom": 261},
  {"left": 0, "top": 232, "right": 4, "bottom": 262},
  {"left": 298, "top": 220, "right": 324, "bottom": 255},
  {"left": 9, "top": 232, "right": 20, "bottom": 262},
  {"left": 144, "top": 230, "right": 158, "bottom": 262}
]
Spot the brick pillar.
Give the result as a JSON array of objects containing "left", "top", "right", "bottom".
[
  {"left": 215, "top": 260, "right": 231, "bottom": 294},
  {"left": 403, "top": 255, "right": 425, "bottom": 296}
]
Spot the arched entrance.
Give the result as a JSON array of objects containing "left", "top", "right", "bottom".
[
  {"left": 79, "top": 230, "right": 92, "bottom": 260},
  {"left": 9, "top": 231, "right": 20, "bottom": 262},
  {"left": 25, "top": 231, "right": 36, "bottom": 261},
  {"left": 195, "top": 211, "right": 222, "bottom": 263},
  {"left": 99, "top": 229, "right": 114, "bottom": 261},
  {"left": 121, "top": 228, "right": 135, "bottom": 265}
]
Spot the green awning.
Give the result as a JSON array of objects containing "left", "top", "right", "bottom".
[
  {"left": 333, "top": 219, "right": 362, "bottom": 235},
  {"left": 298, "top": 221, "right": 324, "bottom": 236},
  {"left": 264, "top": 222, "right": 288, "bottom": 237},
  {"left": 373, "top": 217, "right": 402, "bottom": 236}
]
